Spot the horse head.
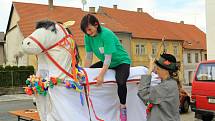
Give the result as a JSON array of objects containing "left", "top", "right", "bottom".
[
  {"left": 22, "top": 20, "right": 64, "bottom": 54},
  {"left": 21, "top": 20, "right": 80, "bottom": 78}
]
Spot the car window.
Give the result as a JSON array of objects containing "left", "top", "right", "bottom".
[{"left": 196, "top": 63, "right": 215, "bottom": 81}]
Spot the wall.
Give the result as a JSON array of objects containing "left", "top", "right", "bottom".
[
  {"left": 5, "top": 8, "right": 26, "bottom": 66},
  {"left": 183, "top": 49, "right": 206, "bottom": 85},
  {"left": 0, "top": 44, "right": 4, "bottom": 65},
  {"left": 206, "top": 0, "right": 215, "bottom": 60},
  {"left": 115, "top": 32, "right": 132, "bottom": 56},
  {"left": 131, "top": 38, "right": 184, "bottom": 81}
]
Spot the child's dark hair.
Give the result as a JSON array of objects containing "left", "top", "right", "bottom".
[
  {"left": 80, "top": 14, "right": 101, "bottom": 35},
  {"left": 169, "top": 61, "right": 181, "bottom": 88}
]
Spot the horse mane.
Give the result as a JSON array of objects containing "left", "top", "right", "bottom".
[
  {"left": 35, "top": 20, "right": 82, "bottom": 66},
  {"left": 36, "top": 20, "right": 57, "bottom": 33}
]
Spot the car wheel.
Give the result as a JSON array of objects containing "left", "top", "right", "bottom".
[{"left": 181, "top": 98, "right": 190, "bottom": 113}]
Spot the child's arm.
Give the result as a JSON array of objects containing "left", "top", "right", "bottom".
[
  {"left": 137, "top": 75, "right": 152, "bottom": 105},
  {"left": 137, "top": 57, "right": 154, "bottom": 105},
  {"left": 138, "top": 77, "right": 173, "bottom": 105}
]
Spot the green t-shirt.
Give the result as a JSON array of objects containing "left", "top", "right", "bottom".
[{"left": 84, "top": 26, "right": 131, "bottom": 68}]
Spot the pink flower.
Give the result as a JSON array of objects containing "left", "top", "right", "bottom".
[
  {"left": 148, "top": 103, "right": 153, "bottom": 108},
  {"left": 25, "top": 87, "right": 33, "bottom": 95},
  {"left": 51, "top": 77, "right": 58, "bottom": 85},
  {"left": 146, "top": 103, "right": 153, "bottom": 115},
  {"left": 163, "top": 60, "right": 171, "bottom": 65}
]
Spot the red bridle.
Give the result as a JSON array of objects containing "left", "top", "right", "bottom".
[
  {"left": 27, "top": 23, "right": 76, "bottom": 80},
  {"left": 28, "top": 24, "right": 71, "bottom": 53},
  {"left": 27, "top": 23, "right": 104, "bottom": 121}
]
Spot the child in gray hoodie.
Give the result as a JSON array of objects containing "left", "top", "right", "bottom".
[{"left": 138, "top": 53, "right": 180, "bottom": 121}]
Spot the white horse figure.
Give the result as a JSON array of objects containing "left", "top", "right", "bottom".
[{"left": 21, "top": 20, "right": 160, "bottom": 121}]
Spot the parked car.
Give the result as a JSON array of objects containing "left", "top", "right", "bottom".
[
  {"left": 179, "top": 88, "right": 190, "bottom": 113},
  {"left": 191, "top": 60, "right": 215, "bottom": 121}
]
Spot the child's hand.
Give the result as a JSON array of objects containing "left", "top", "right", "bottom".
[{"left": 94, "top": 74, "right": 104, "bottom": 86}]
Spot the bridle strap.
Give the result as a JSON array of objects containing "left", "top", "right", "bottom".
[
  {"left": 28, "top": 36, "right": 74, "bottom": 79},
  {"left": 29, "top": 36, "right": 46, "bottom": 51},
  {"left": 28, "top": 24, "right": 103, "bottom": 121},
  {"left": 45, "top": 34, "right": 71, "bottom": 52},
  {"left": 29, "top": 23, "right": 69, "bottom": 53}
]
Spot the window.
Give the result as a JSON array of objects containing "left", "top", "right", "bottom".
[
  {"left": 135, "top": 45, "right": 139, "bottom": 55},
  {"left": 204, "top": 54, "right": 207, "bottom": 61},
  {"left": 163, "top": 42, "right": 168, "bottom": 53},
  {"left": 135, "top": 44, "right": 146, "bottom": 56},
  {"left": 173, "top": 42, "right": 179, "bottom": 56},
  {"left": 173, "top": 46, "right": 178, "bottom": 55},
  {"left": 140, "top": 45, "right": 145, "bottom": 55},
  {"left": 195, "top": 53, "right": 199, "bottom": 63},
  {"left": 188, "top": 71, "right": 193, "bottom": 86},
  {"left": 152, "top": 43, "right": 157, "bottom": 57},
  {"left": 187, "top": 53, "right": 192, "bottom": 63},
  {"left": 196, "top": 63, "right": 215, "bottom": 81}
]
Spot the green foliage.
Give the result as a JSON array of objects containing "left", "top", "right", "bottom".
[
  {"left": 0, "top": 65, "right": 35, "bottom": 87},
  {"left": 4, "top": 65, "right": 12, "bottom": 70},
  {"left": 25, "top": 66, "right": 35, "bottom": 71},
  {"left": 0, "top": 65, "right": 4, "bottom": 71}
]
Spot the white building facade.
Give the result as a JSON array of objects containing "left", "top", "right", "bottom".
[
  {"left": 5, "top": 6, "right": 28, "bottom": 66},
  {"left": 206, "top": 0, "right": 215, "bottom": 60},
  {"left": 183, "top": 49, "right": 207, "bottom": 85}
]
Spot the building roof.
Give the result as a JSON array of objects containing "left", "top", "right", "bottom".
[
  {"left": 99, "top": 6, "right": 206, "bottom": 50},
  {"left": 7, "top": 2, "right": 206, "bottom": 50},
  {"left": 12, "top": 2, "right": 84, "bottom": 45},
  {"left": 155, "top": 19, "right": 206, "bottom": 50},
  {"left": 92, "top": 13, "right": 130, "bottom": 33},
  {"left": 98, "top": 7, "right": 181, "bottom": 40},
  {"left": 10, "top": 2, "right": 130, "bottom": 45}
]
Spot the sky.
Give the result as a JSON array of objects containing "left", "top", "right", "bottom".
[{"left": 0, "top": 0, "right": 206, "bottom": 33}]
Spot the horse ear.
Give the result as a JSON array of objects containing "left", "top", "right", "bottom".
[{"left": 63, "top": 21, "right": 75, "bottom": 28}]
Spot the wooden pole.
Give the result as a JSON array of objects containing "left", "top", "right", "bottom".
[{"left": 155, "top": 36, "right": 165, "bottom": 59}]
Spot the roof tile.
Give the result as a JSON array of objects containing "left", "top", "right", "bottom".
[{"left": 12, "top": 2, "right": 206, "bottom": 50}]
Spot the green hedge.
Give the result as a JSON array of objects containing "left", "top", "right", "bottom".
[{"left": 0, "top": 65, "right": 35, "bottom": 87}]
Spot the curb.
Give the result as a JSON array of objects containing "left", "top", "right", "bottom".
[{"left": 0, "top": 94, "right": 33, "bottom": 102}]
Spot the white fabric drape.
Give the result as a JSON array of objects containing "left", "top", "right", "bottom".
[{"left": 35, "top": 66, "right": 160, "bottom": 121}]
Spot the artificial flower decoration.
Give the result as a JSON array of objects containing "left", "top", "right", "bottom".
[
  {"left": 25, "top": 87, "right": 33, "bottom": 95},
  {"left": 163, "top": 60, "right": 171, "bottom": 65},
  {"left": 24, "top": 67, "right": 86, "bottom": 96},
  {"left": 146, "top": 102, "right": 153, "bottom": 115}
]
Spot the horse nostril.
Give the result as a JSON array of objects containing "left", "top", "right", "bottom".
[
  {"left": 21, "top": 41, "right": 23, "bottom": 45},
  {"left": 27, "top": 42, "right": 30, "bottom": 45}
]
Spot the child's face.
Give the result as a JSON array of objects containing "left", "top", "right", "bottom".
[
  {"left": 86, "top": 24, "right": 98, "bottom": 37},
  {"left": 154, "top": 65, "right": 169, "bottom": 80}
]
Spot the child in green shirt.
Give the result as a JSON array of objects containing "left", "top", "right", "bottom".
[{"left": 80, "top": 14, "right": 131, "bottom": 121}]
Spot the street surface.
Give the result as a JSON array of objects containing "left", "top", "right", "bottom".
[
  {"left": 0, "top": 99, "right": 198, "bottom": 121},
  {"left": 0, "top": 99, "right": 35, "bottom": 121},
  {"left": 0, "top": 86, "right": 214, "bottom": 121}
]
